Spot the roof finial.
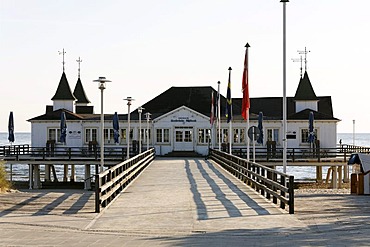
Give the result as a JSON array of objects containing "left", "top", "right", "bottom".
[
  {"left": 298, "top": 46, "right": 310, "bottom": 73},
  {"left": 292, "top": 55, "right": 303, "bottom": 78},
  {"left": 58, "top": 48, "right": 66, "bottom": 72},
  {"left": 76, "top": 57, "right": 82, "bottom": 78}
]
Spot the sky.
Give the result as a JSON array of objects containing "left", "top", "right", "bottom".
[{"left": 0, "top": 0, "right": 369, "bottom": 133}]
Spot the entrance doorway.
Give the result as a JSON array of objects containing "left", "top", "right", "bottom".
[{"left": 174, "top": 127, "right": 194, "bottom": 151}]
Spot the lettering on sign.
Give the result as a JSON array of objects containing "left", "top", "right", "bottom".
[{"left": 171, "top": 116, "right": 196, "bottom": 123}]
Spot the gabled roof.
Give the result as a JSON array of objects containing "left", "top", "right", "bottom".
[
  {"left": 294, "top": 71, "right": 318, "bottom": 100},
  {"left": 131, "top": 86, "right": 242, "bottom": 120},
  {"left": 289, "top": 108, "right": 339, "bottom": 121},
  {"left": 73, "top": 78, "right": 90, "bottom": 104},
  {"left": 28, "top": 108, "right": 84, "bottom": 121},
  {"left": 233, "top": 95, "right": 337, "bottom": 120},
  {"left": 51, "top": 72, "right": 76, "bottom": 101}
]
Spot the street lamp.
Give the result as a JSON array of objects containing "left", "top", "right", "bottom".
[
  {"left": 353, "top": 119, "right": 356, "bottom": 146},
  {"left": 138, "top": 106, "right": 144, "bottom": 153},
  {"left": 145, "top": 112, "right": 151, "bottom": 150},
  {"left": 93, "top": 76, "right": 111, "bottom": 173},
  {"left": 124, "top": 97, "right": 134, "bottom": 159},
  {"left": 280, "top": 0, "right": 289, "bottom": 173}
]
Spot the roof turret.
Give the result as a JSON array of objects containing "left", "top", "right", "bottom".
[
  {"left": 73, "top": 77, "right": 90, "bottom": 104},
  {"left": 294, "top": 71, "right": 317, "bottom": 100},
  {"left": 51, "top": 72, "right": 76, "bottom": 101}
]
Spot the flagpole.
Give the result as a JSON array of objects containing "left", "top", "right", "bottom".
[
  {"left": 242, "top": 43, "right": 251, "bottom": 161},
  {"left": 227, "top": 67, "right": 232, "bottom": 155},
  {"left": 217, "top": 81, "right": 221, "bottom": 151},
  {"left": 246, "top": 44, "right": 250, "bottom": 161},
  {"left": 281, "top": 0, "right": 289, "bottom": 173}
]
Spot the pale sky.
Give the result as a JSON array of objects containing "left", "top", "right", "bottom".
[{"left": 1, "top": 0, "right": 369, "bottom": 133}]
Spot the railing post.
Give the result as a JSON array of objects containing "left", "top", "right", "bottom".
[
  {"left": 288, "top": 176, "right": 294, "bottom": 214},
  {"left": 95, "top": 174, "right": 101, "bottom": 213},
  {"left": 273, "top": 173, "right": 278, "bottom": 204},
  {"left": 260, "top": 168, "right": 265, "bottom": 196},
  {"left": 280, "top": 176, "right": 286, "bottom": 209}
]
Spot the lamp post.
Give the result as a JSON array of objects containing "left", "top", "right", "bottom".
[
  {"left": 138, "top": 106, "right": 144, "bottom": 153},
  {"left": 124, "top": 97, "right": 134, "bottom": 159},
  {"left": 353, "top": 119, "right": 356, "bottom": 146},
  {"left": 145, "top": 112, "right": 151, "bottom": 150},
  {"left": 93, "top": 77, "right": 111, "bottom": 172},
  {"left": 280, "top": 0, "right": 289, "bottom": 173}
]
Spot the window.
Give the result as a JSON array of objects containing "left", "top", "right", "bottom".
[
  {"left": 85, "top": 128, "right": 97, "bottom": 143},
  {"left": 233, "top": 128, "right": 245, "bottom": 143},
  {"left": 301, "top": 128, "right": 317, "bottom": 143},
  {"left": 156, "top": 128, "right": 170, "bottom": 143},
  {"left": 267, "top": 128, "right": 279, "bottom": 144},
  {"left": 48, "top": 128, "right": 61, "bottom": 142},
  {"left": 138, "top": 128, "right": 152, "bottom": 144},
  {"left": 198, "top": 129, "right": 211, "bottom": 144},
  {"left": 120, "top": 129, "right": 133, "bottom": 144},
  {"left": 216, "top": 128, "right": 229, "bottom": 143},
  {"left": 104, "top": 128, "right": 115, "bottom": 144}
]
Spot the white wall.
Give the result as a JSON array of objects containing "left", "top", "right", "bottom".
[{"left": 295, "top": 101, "right": 318, "bottom": 113}]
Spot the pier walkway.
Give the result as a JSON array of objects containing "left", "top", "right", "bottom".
[{"left": 0, "top": 158, "right": 370, "bottom": 246}]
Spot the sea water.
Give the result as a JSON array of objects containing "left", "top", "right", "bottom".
[{"left": 1, "top": 132, "right": 369, "bottom": 181}]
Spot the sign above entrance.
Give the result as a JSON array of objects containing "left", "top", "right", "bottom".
[{"left": 171, "top": 116, "right": 196, "bottom": 123}]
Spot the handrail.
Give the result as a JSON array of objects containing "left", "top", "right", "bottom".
[
  {"left": 209, "top": 148, "right": 294, "bottom": 214},
  {"left": 0, "top": 145, "right": 147, "bottom": 161},
  {"left": 95, "top": 148, "right": 155, "bottom": 213}
]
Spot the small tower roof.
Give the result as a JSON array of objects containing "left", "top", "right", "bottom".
[
  {"left": 51, "top": 72, "right": 76, "bottom": 101},
  {"left": 73, "top": 78, "right": 90, "bottom": 104},
  {"left": 294, "top": 71, "right": 317, "bottom": 100}
]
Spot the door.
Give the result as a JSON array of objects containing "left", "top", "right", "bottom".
[{"left": 174, "top": 127, "right": 194, "bottom": 151}]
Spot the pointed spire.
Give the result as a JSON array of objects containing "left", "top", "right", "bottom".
[
  {"left": 73, "top": 77, "right": 90, "bottom": 104},
  {"left": 294, "top": 71, "right": 317, "bottom": 100},
  {"left": 51, "top": 72, "right": 76, "bottom": 101}
]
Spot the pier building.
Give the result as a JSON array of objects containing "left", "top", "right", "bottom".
[{"left": 28, "top": 70, "right": 339, "bottom": 157}]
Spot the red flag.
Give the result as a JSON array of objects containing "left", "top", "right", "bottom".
[
  {"left": 242, "top": 43, "right": 250, "bottom": 120},
  {"left": 210, "top": 91, "right": 215, "bottom": 126}
]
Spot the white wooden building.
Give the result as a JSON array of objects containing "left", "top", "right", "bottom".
[{"left": 28, "top": 70, "right": 340, "bottom": 156}]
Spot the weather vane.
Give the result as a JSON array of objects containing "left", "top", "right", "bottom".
[
  {"left": 292, "top": 47, "right": 310, "bottom": 78},
  {"left": 58, "top": 48, "right": 66, "bottom": 72},
  {"left": 298, "top": 46, "right": 310, "bottom": 72},
  {"left": 76, "top": 57, "right": 82, "bottom": 78},
  {"left": 291, "top": 55, "right": 303, "bottom": 78}
]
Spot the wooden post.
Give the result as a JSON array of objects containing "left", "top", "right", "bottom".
[
  {"left": 95, "top": 174, "right": 101, "bottom": 213},
  {"left": 316, "top": 166, "right": 322, "bottom": 183},
  {"left": 84, "top": 164, "right": 91, "bottom": 190},
  {"left": 338, "top": 165, "right": 342, "bottom": 189},
  {"left": 351, "top": 173, "right": 357, "bottom": 194},
  {"left": 280, "top": 176, "right": 286, "bottom": 209},
  {"left": 357, "top": 173, "right": 364, "bottom": 195},
  {"left": 332, "top": 166, "right": 338, "bottom": 189},
  {"left": 288, "top": 176, "right": 294, "bottom": 214},
  {"left": 63, "top": 165, "right": 68, "bottom": 182}
]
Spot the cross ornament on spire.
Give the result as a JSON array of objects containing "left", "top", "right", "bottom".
[
  {"left": 298, "top": 47, "right": 310, "bottom": 72},
  {"left": 76, "top": 57, "right": 82, "bottom": 78},
  {"left": 58, "top": 48, "right": 66, "bottom": 72}
]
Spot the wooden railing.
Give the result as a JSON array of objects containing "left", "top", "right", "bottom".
[
  {"left": 95, "top": 148, "right": 155, "bottom": 213},
  {"left": 209, "top": 148, "right": 294, "bottom": 214},
  {"left": 231, "top": 145, "right": 369, "bottom": 162},
  {"left": 0, "top": 145, "right": 148, "bottom": 161}
]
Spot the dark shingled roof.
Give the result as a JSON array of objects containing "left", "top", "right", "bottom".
[
  {"left": 294, "top": 71, "right": 318, "bottom": 100},
  {"left": 129, "top": 86, "right": 243, "bottom": 121},
  {"left": 28, "top": 108, "right": 84, "bottom": 121},
  {"left": 73, "top": 78, "right": 90, "bottom": 104},
  {"left": 233, "top": 95, "right": 338, "bottom": 121},
  {"left": 51, "top": 72, "right": 76, "bottom": 101}
]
